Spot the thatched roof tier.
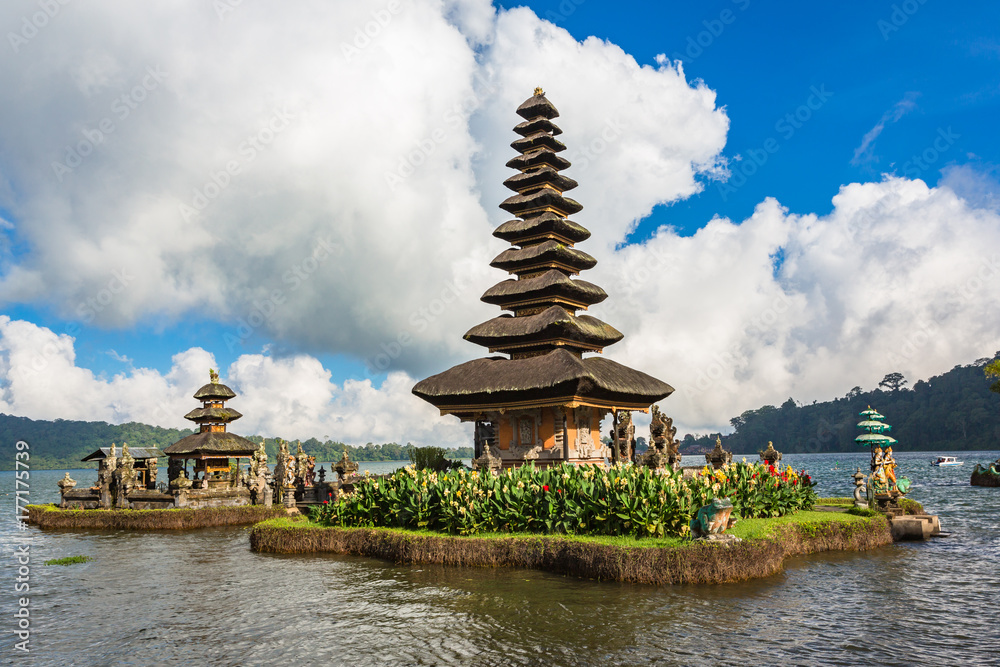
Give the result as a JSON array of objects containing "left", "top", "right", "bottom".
[
  {"left": 511, "top": 132, "right": 566, "bottom": 154},
  {"left": 505, "top": 150, "right": 571, "bottom": 172},
  {"left": 183, "top": 406, "right": 243, "bottom": 422},
  {"left": 164, "top": 431, "right": 258, "bottom": 457},
  {"left": 490, "top": 240, "right": 596, "bottom": 275},
  {"left": 516, "top": 93, "right": 560, "bottom": 120},
  {"left": 514, "top": 117, "right": 562, "bottom": 137},
  {"left": 503, "top": 167, "right": 578, "bottom": 194},
  {"left": 193, "top": 382, "right": 237, "bottom": 400},
  {"left": 464, "top": 306, "right": 622, "bottom": 351},
  {"left": 499, "top": 189, "right": 583, "bottom": 218},
  {"left": 493, "top": 213, "right": 591, "bottom": 245},
  {"left": 481, "top": 269, "right": 607, "bottom": 310},
  {"left": 412, "top": 349, "right": 673, "bottom": 414}
]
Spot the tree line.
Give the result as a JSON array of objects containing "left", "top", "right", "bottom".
[{"left": 679, "top": 354, "right": 1000, "bottom": 455}]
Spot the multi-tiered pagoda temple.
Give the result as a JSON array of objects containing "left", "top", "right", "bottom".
[
  {"left": 413, "top": 88, "right": 674, "bottom": 468},
  {"left": 164, "top": 370, "right": 258, "bottom": 486}
]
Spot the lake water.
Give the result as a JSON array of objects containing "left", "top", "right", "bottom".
[{"left": 2, "top": 451, "right": 999, "bottom": 666}]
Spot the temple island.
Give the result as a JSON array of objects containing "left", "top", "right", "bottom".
[
  {"left": 413, "top": 88, "right": 674, "bottom": 470},
  {"left": 39, "top": 89, "right": 943, "bottom": 580}
]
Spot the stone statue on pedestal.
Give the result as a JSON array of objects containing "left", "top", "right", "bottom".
[
  {"left": 759, "top": 441, "right": 782, "bottom": 466},
  {"left": 706, "top": 436, "right": 732, "bottom": 470},
  {"left": 57, "top": 472, "right": 77, "bottom": 503},
  {"left": 334, "top": 451, "right": 359, "bottom": 481}
]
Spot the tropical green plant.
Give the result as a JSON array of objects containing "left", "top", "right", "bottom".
[{"left": 313, "top": 460, "right": 816, "bottom": 538}]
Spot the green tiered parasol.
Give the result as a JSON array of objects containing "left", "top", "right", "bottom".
[{"left": 856, "top": 405, "right": 895, "bottom": 472}]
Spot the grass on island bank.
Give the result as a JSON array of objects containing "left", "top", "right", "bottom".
[
  {"left": 26, "top": 504, "right": 285, "bottom": 530},
  {"left": 249, "top": 502, "right": 894, "bottom": 585}
]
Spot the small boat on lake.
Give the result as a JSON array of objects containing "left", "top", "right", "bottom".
[{"left": 932, "top": 456, "right": 963, "bottom": 467}]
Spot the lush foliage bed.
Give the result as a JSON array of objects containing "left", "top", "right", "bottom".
[{"left": 313, "top": 461, "right": 817, "bottom": 538}]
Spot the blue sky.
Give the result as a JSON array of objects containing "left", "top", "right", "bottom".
[{"left": 1, "top": 0, "right": 998, "bottom": 443}]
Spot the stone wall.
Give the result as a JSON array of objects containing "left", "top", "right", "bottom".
[{"left": 173, "top": 487, "right": 251, "bottom": 509}]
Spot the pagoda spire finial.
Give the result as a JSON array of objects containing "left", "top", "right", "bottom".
[
  {"left": 534, "top": 86, "right": 544, "bottom": 96},
  {"left": 210, "top": 368, "right": 219, "bottom": 384}
]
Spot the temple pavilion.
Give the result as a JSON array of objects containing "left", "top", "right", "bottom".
[
  {"left": 164, "top": 370, "right": 258, "bottom": 487},
  {"left": 413, "top": 88, "right": 674, "bottom": 468}
]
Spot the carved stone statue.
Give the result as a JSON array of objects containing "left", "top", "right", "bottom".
[
  {"left": 706, "top": 436, "right": 732, "bottom": 470},
  {"left": 852, "top": 467, "right": 868, "bottom": 507},
  {"left": 334, "top": 451, "right": 359, "bottom": 480},
  {"left": 759, "top": 441, "right": 782, "bottom": 466},
  {"left": 305, "top": 456, "right": 316, "bottom": 486},
  {"left": 119, "top": 443, "right": 137, "bottom": 488},
  {"left": 145, "top": 457, "right": 158, "bottom": 489},
  {"left": 57, "top": 472, "right": 77, "bottom": 495},
  {"left": 642, "top": 405, "right": 681, "bottom": 470},
  {"left": 690, "top": 497, "right": 738, "bottom": 538},
  {"left": 472, "top": 445, "right": 502, "bottom": 473},
  {"left": 98, "top": 444, "right": 118, "bottom": 509},
  {"left": 295, "top": 442, "right": 309, "bottom": 486},
  {"left": 274, "top": 439, "right": 290, "bottom": 492},
  {"left": 170, "top": 469, "right": 192, "bottom": 490},
  {"left": 610, "top": 411, "right": 635, "bottom": 464}
]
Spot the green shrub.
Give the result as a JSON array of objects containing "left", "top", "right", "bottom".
[
  {"left": 846, "top": 506, "right": 882, "bottom": 518},
  {"left": 313, "top": 461, "right": 817, "bottom": 538},
  {"left": 408, "top": 446, "right": 463, "bottom": 472}
]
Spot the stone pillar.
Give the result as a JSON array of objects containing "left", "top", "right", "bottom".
[{"left": 146, "top": 458, "right": 158, "bottom": 489}]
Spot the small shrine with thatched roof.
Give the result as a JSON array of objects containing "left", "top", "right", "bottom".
[{"left": 413, "top": 89, "right": 674, "bottom": 469}]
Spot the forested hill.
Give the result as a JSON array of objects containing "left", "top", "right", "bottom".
[
  {"left": 681, "top": 355, "right": 1000, "bottom": 455},
  {"left": 0, "top": 415, "right": 472, "bottom": 470}
]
